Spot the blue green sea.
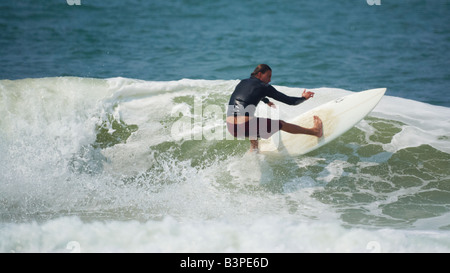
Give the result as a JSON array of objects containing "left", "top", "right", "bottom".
[{"left": 1, "top": 0, "right": 449, "bottom": 253}]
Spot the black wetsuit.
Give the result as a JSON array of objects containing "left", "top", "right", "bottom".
[
  {"left": 226, "top": 76, "right": 306, "bottom": 139},
  {"left": 227, "top": 76, "right": 306, "bottom": 117}
]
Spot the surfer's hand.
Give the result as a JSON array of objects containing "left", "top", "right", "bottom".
[
  {"left": 302, "top": 89, "right": 315, "bottom": 99},
  {"left": 267, "top": 102, "right": 276, "bottom": 108}
]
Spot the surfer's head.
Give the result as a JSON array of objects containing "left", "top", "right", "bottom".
[{"left": 251, "top": 64, "right": 272, "bottom": 84}]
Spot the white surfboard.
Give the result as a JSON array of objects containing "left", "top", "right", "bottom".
[{"left": 259, "top": 88, "right": 386, "bottom": 155}]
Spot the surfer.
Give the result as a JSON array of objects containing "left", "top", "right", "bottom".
[{"left": 226, "top": 64, "right": 323, "bottom": 152}]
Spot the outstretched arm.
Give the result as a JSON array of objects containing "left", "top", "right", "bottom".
[
  {"left": 302, "top": 89, "right": 315, "bottom": 99},
  {"left": 265, "top": 88, "right": 315, "bottom": 106}
]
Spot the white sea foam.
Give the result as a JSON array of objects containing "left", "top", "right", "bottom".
[
  {"left": 1, "top": 216, "right": 449, "bottom": 253},
  {"left": 1, "top": 77, "right": 449, "bottom": 253},
  {"left": 373, "top": 95, "right": 450, "bottom": 153}
]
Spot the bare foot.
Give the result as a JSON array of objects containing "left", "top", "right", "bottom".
[{"left": 313, "top": 116, "right": 323, "bottom": 138}]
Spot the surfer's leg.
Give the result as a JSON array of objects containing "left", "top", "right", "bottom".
[
  {"left": 280, "top": 116, "right": 323, "bottom": 137},
  {"left": 250, "top": 139, "right": 259, "bottom": 152}
]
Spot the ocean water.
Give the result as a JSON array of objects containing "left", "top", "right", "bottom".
[{"left": 0, "top": 0, "right": 449, "bottom": 253}]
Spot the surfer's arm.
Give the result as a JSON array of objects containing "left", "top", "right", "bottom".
[
  {"left": 262, "top": 97, "right": 270, "bottom": 104},
  {"left": 261, "top": 97, "right": 276, "bottom": 108},
  {"left": 266, "top": 85, "right": 306, "bottom": 105},
  {"left": 302, "top": 89, "right": 315, "bottom": 99}
]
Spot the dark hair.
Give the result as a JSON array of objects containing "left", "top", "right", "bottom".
[{"left": 251, "top": 64, "right": 272, "bottom": 77}]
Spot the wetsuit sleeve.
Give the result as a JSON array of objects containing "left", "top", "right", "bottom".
[{"left": 265, "top": 85, "right": 306, "bottom": 105}]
